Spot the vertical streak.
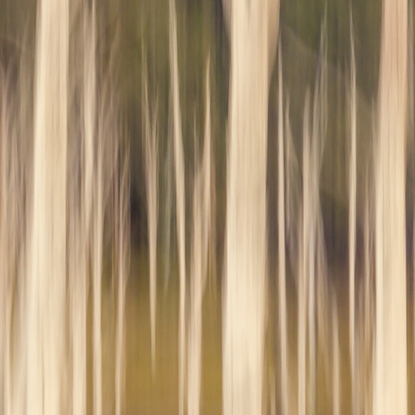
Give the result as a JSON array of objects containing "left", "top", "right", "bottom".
[
  {"left": 374, "top": 1, "right": 408, "bottom": 415},
  {"left": 0, "top": 71, "right": 15, "bottom": 415},
  {"left": 307, "top": 130, "right": 316, "bottom": 415},
  {"left": 223, "top": 0, "right": 273, "bottom": 414},
  {"left": 163, "top": 133, "right": 173, "bottom": 294},
  {"left": 7, "top": 117, "right": 21, "bottom": 415},
  {"left": 308, "top": 30, "right": 328, "bottom": 414},
  {"left": 115, "top": 149, "right": 130, "bottom": 415},
  {"left": 187, "top": 60, "right": 211, "bottom": 415},
  {"left": 277, "top": 44, "right": 288, "bottom": 415},
  {"left": 71, "top": 6, "right": 96, "bottom": 415},
  {"left": 363, "top": 175, "right": 372, "bottom": 415},
  {"left": 143, "top": 65, "right": 158, "bottom": 374},
  {"left": 10, "top": 57, "right": 28, "bottom": 415},
  {"left": 188, "top": 153, "right": 204, "bottom": 415},
  {"left": 70, "top": 213, "right": 88, "bottom": 415},
  {"left": 28, "top": 0, "right": 69, "bottom": 414},
  {"left": 92, "top": 59, "right": 109, "bottom": 415},
  {"left": 333, "top": 299, "right": 340, "bottom": 415},
  {"left": 270, "top": 372, "right": 276, "bottom": 415},
  {"left": 298, "top": 95, "right": 310, "bottom": 415},
  {"left": 348, "top": 15, "right": 357, "bottom": 415},
  {"left": 93, "top": 125, "right": 103, "bottom": 415},
  {"left": 0, "top": 70, "right": 8, "bottom": 415},
  {"left": 150, "top": 102, "right": 158, "bottom": 374},
  {"left": 69, "top": 211, "right": 86, "bottom": 415},
  {"left": 201, "top": 61, "right": 212, "bottom": 293},
  {"left": 308, "top": 32, "right": 327, "bottom": 410},
  {"left": 169, "top": 1, "right": 187, "bottom": 413}
]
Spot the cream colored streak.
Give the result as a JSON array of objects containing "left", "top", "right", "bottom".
[
  {"left": 9, "top": 54, "right": 29, "bottom": 415},
  {"left": 115, "top": 150, "right": 130, "bottom": 415},
  {"left": 71, "top": 5, "right": 96, "bottom": 415},
  {"left": 187, "top": 61, "right": 211, "bottom": 415},
  {"left": 298, "top": 95, "right": 310, "bottom": 415},
  {"left": 143, "top": 66, "right": 158, "bottom": 374},
  {"left": 284, "top": 102, "right": 299, "bottom": 414},
  {"left": 223, "top": 0, "right": 273, "bottom": 414},
  {"left": 277, "top": 45, "right": 288, "bottom": 415},
  {"left": 298, "top": 82, "right": 326, "bottom": 415},
  {"left": 93, "top": 110, "right": 104, "bottom": 415},
  {"left": 87, "top": 5, "right": 103, "bottom": 415},
  {"left": 333, "top": 299, "right": 340, "bottom": 415},
  {"left": 308, "top": 36, "right": 327, "bottom": 413},
  {"left": 348, "top": 17, "right": 357, "bottom": 415},
  {"left": 168, "top": 1, "right": 187, "bottom": 413},
  {"left": 0, "top": 70, "right": 9, "bottom": 415},
  {"left": 201, "top": 61, "right": 212, "bottom": 293},
  {"left": 27, "top": 0, "right": 69, "bottom": 413},
  {"left": 0, "top": 71, "right": 18, "bottom": 415},
  {"left": 363, "top": 176, "right": 373, "bottom": 415},
  {"left": 374, "top": 1, "right": 408, "bottom": 414}
]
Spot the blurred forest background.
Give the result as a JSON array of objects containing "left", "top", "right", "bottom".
[
  {"left": 2, "top": 0, "right": 410, "bottom": 267},
  {"left": 1, "top": 1, "right": 415, "bottom": 413}
]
